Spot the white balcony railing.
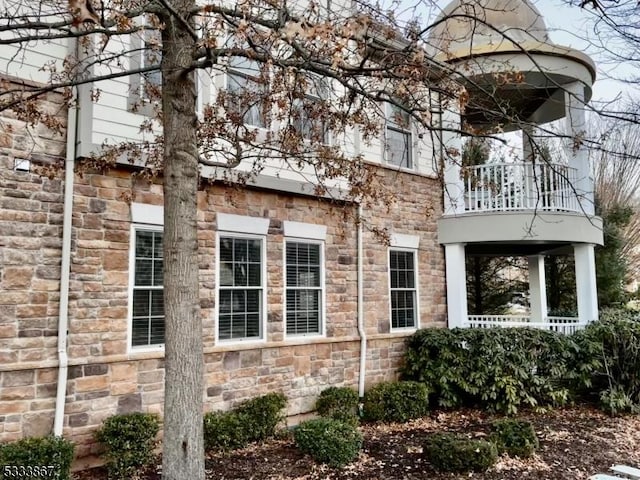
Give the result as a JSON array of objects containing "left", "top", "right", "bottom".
[
  {"left": 463, "top": 163, "right": 580, "bottom": 214},
  {"left": 465, "top": 315, "right": 585, "bottom": 335}
]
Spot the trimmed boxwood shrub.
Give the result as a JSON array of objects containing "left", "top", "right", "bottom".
[
  {"left": 235, "top": 392, "right": 287, "bottom": 442},
  {"left": 294, "top": 418, "right": 363, "bottom": 467},
  {"left": 0, "top": 436, "right": 75, "bottom": 480},
  {"left": 316, "top": 386, "right": 359, "bottom": 426},
  {"left": 204, "top": 392, "right": 288, "bottom": 452},
  {"left": 489, "top": 418, "right": 539, "bottom": 458},
  {"left": 424, "top": 432, "right": 497, "bottom": 473},
  {"left": 403, "top": 327, "right": 576, "bottom": 413},
  {"left": 95, "top": 412, "right": 159, "bottom": 480},
  {"left": 362, "top": 381, "right": 429, "bottom": 423},
  {"left": 203, "top": 411, "right": 250, "bottom": 451}
]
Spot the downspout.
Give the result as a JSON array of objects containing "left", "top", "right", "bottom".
[
  {"left": 357, "top": 203, "right": 367, "bottom": 398},
  {"left": 54, "top": 37, "right": 79, "bottom": 436}
]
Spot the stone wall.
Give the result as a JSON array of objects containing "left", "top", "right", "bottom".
[
  {"left": 0, "top": 88, "right": 67, "bottom": 441},
  {"left": 1, "top": 133, "right": 446, "bottom": 455}
]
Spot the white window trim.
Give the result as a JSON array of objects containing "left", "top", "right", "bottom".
[
  {"left": 217, "top": 212, "right": 269, "bottom": 235},
  {"left": 214, "top": 232, "right": 268, "bottom": 345},
  {"left": 390, "top": 233, "right": 420, "bottom": 249},
  {"left": 283, "top": 221, "right": 327, "bottom": 241},
  {"left": 283, "top": 237, "right": 326, "bottom": 340},
  {"left": 388, "top": 247, "right": 420, "bottom": 332},
  {"left": 224, "top": 57, "right": 272, "bottom": 131},
  {"left": 127, "top": 223, "right": 165, "bottom": 353},
  {"left": 383, "top": 103, "right": 415, "bottom": 171}
]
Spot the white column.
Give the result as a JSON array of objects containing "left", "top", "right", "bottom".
[
  {"left": 445, "top": 243, "right": 468, "bottom": 329},
  {"left": 565, "top": 82, "right": 594, "bottom": 215},
  {"left": 528, "top": 255, "right": 547, "bottom": 323},
  {"left": 441, "top": 101, "right": 464, "bottom": 215},
  {"left": 574, "top": 244, "right": 598, "bottom": 324}
]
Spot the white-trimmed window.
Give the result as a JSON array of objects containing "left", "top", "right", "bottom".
[
  {"left": 227, "top": 56, "right": 268, "bottom": 128},
  {"left": 291, "top": 77, "right": 329, "bottom": 144},
  {"left": 217, "top": 235, "right": 265, "bottom": 341},
  {"left": 285, "top": 241, "right": 324, "bottom": 336},
  {"left": 130, "top": 227, "right": 165, "bottom": 347},
  {"left": 128, "top": 20, "right": 162, "bottom": 113},
  {"left": 389, "top": 249, "right": 418, "bottom": 330},
  {"left": 385, "top": 103, "right": 413, "bottom": 169}
]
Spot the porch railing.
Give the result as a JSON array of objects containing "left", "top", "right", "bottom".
[
  {"left": 463, "top": 163, "right": 580, "bottom": 214},
  {"left": 465, "top": 315, "right": 585, "bottom": 335}
]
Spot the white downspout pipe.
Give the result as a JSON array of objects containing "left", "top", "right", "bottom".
[
  {"left": 54, "top": 38, "right": 79, "bottom": 437},
  {"left": 357, "top": 203, "right": 367, "bottom": 398}
]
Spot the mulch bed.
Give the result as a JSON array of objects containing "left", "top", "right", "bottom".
[{"left": 75, "top": 406, "right": 640, "bottom": 479}]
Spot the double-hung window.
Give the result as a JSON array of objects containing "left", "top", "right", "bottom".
[
  {"left": 217, "top": 235, "right": 265, "bottom": 341},
  {"left": 385, "top": 103, "right": 413, "bottom": 169},
  {"left": 285, "top": 241, "right": 323, "bottom": 336},
  {"left": 292, "top": 77, "right": 329, "bottom": 144},
  {"left": 131, "top": 228, "right": 165, "bottom": 347},
  {"left": 227, "top": 57, "right": 268, "bottom": 128},
  {"left": 389, "top": 249, "right": 418, "bottom": 330},
  {"left": 128, "top": 19, "right": 162, "bottom": 112}
]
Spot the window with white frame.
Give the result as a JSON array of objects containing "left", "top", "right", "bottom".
[
  {"left": 385, "top": 103, "right": 413, "bottom": 169},
  {"left": 128, "top": 20, "right": 162, "bottom": 113},
  {"left": 227, "top": 56, "right": 268, "bottom": 128},
  {"left": 285, "top": 241, "right": 323, "bottom": 335},
  {"left": 131, "top": 228, "right": 165, "bottom": 347},
  {"left": 217, "top": 235, "right": 264, "bottom": 341},
  {"left": 291, "top": 77, "right": 329, "bottom": 144},
  {"left": 389, "top": 249, "right": 418, "bottom": 329}
]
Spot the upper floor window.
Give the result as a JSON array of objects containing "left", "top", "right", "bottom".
[
  {"left": 130, "top": 228, "right": 165, "bottom": 348},
  {"left": 291, "top": 78, "right": 329, "bottom": 144},
  {"left": 389, "top": 249, "right": 418, "bottom": 330},
  {"left": 217, "top": 235, "right": 265, "bottom": 341},
  {"left": 285, "top": 241, "right": 324, "bottom": 336},
  {"left": 385, "top": 103, "right": 413, "bottom": 169},
  {"left": 128, "top": 20, "right": 162, "bottom": 114},
  {"left": 227, "top": 57, "right": 269, "bottom": 128}
]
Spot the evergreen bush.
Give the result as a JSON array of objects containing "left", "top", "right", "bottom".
[
  {"left": 403, "top": 327, "right": 575, "bottom": 413},
  {"left": 294, "top": 418, "right": 362, "bottom": 468},
  {"left": 94, "top": 412, "right": 159, "bottom": 480},
  {"left": 362, "top": 381, "right": 429, "bottom": 422},
  {"left": 489, "top": 418, "right": 539, "bottom": 458},
  {"left": 424, "top": 432, "right": 497, "bottom": 473},
  {"left": 0, "top": 436, "right": 74, "bottom": 480},
  {"left": 316, "top": 386, "right": 359, "bottom": 426}
]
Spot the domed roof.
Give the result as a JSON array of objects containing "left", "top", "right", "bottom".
[{"left": 428, "top": 0, "right": 591, "bottom": 70}]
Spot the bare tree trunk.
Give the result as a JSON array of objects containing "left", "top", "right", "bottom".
[{"left": 160, "top": 2, "right": 204, "bottom": 479}]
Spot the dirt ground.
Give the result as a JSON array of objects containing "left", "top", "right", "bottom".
[{"left": 76, "top": 406, "right": 640, "bottom": 480}]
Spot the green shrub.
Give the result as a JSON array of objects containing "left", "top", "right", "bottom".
[
  {"left": 403, "top": 327, "right": 576, "bottom": 413},
  {"left": 362, "top": 381, "right": 429, "bottom": 423},
  {"left": 203, "top": 411, "right": 250, "bottom": 452},
  {"left": 316, "top": 386, "right": 359, "bottom": 426},
  {"left": 0, "top": 436, "right": 74, "bottom": 480},
  {"left": 95, "top": 412, "right": 159, "bottom": 480},
  {"left": 294, "top": 418, "right": 362, "bottom": 468},
  {"left": 572, "top": 310, "right": 640, "bottom": 414},
  {"left": 489, "top": 418, "right": 539, "bottom": 458},
  {"left": 424, "top": 433, "right": 497, "bottom": 473},
  {"left": 235, "top": 392, "right": 287, "bottom": 442}
]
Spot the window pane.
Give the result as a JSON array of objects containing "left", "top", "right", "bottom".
[
  {"left": 285, "top": 241, "right": 322, "bottom": 335},
  {"left": 389, "top": 250, "right": 417, "bottom": 330},
  {"left": 132, "top": 230, "right": 164, "bottom": 347},
  {"left": 386, "top": 126, "right": 412, "bottom": 168}
]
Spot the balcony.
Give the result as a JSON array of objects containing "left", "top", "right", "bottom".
[{"left": 463, "top": 162, "right": 580, "bottom": 214}]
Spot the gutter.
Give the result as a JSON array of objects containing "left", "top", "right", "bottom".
[
  {"left": 357, "top": 203, "right": 366, "bottom": 398},
  {"left": 54, "top": 37, "right": 79, "bottom": 436}
]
